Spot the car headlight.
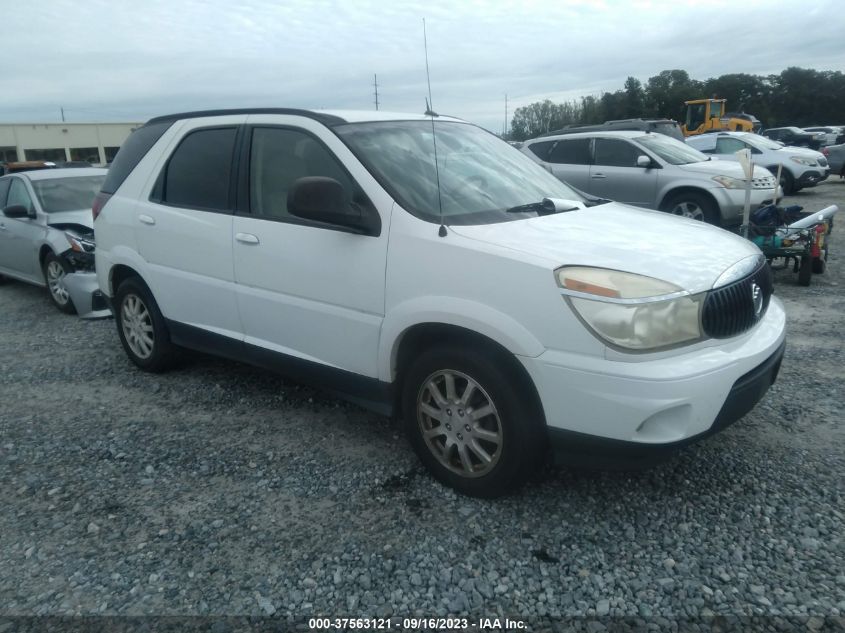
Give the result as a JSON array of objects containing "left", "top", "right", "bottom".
[
  {"left": 790, "top": 156, "right": 816, "bottom": 166},
  {"left": 65, "top": 230, "right": 96, "bottom": 253},
  {"left": 556, "top": 267, "right": 703, "bottom": 351},
  {"left": 712, "top": 175, "right": 746, "bottom": 189}
]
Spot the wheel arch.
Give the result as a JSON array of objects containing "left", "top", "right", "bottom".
[
  {"left": 658, "top": 186, "right": 719, "bottom": 213},
  {"left": 387, "top": 321, "right": 546, "bottom": 428}
]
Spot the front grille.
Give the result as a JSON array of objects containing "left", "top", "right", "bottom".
[
  {"left": 751, "top": 175, "right": 777, "bottom": 189},
  {"left": 702, "top": 262, "right": 773, "bottom": 338}
]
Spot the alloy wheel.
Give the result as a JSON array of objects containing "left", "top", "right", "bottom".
[
  {"left": 416, "top": 369, "right": 503, "bottom": 478},
  {"left": 121, "top": 294, "right": 155, "bottom": 359},
  {"left": 670, "top": 201, "right": 705, "bottom": 221},
  {"left": 46, "top": 260, "right": 70, "bottom": 305}
]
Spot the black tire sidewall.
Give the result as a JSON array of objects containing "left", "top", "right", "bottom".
[
  {"left": 664, "top": 192, "right": 718, "bottom": 225},
  {"left": 798, "top": 256, "right": 812, "bottom": 286},
  {"left": 114, "top": 277, "right": 174, "bottom": 372},
  {"left": 401, "top": 346, "right": 544, "bottom": 498},
  {"left": 42, "top": 252, "right": 76, "bottom": 314}
]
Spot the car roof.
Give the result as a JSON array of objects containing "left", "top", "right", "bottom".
[
  {"left": 16, "top": 167, "right": 108, "bottom": 181},
  {"left": 146, "top": 108, "right": 466, "bottom": 126},
  {"left": 526, "top": 130, "right": 647, "bottom": 143}
]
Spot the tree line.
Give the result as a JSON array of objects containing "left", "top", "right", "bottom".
[{"left": 508, "top": 67, "right": 845, "bottom": 141}]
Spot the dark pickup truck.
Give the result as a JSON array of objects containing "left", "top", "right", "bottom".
[{"left": 762, "top": 127, "right": 825, "bottom": 150}]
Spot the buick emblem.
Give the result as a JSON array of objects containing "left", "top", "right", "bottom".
[{"left": 751, "top": 282, "right": 763, "bottom": 317}]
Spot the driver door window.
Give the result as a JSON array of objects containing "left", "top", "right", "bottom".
[
  {"left": 715, "top": 137, "right": 746, "bottom": 154},
  {"left": 594, "top": 139, "right": 638, "bottom": 167},
  {"left": 7, "top": 178, "right": 34, "bottom": 213}
]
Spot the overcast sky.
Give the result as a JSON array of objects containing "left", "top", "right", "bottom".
[{"left": 3, "top": 0, "right": 843, "bottom": 132}]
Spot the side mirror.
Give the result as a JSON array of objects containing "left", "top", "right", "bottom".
[
  {"left": 287, "top": 177, "right": 379, "bottom": 236},
  {"left": 636, "top": 155, "right": 653, "bottom": 168},
  {"left": 2, "top": 204, "right": 30, "bottom": 219}
]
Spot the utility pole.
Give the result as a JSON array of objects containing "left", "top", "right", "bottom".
[
  {"left": 61, "top": 107, "right": 65, "bottom": 122},
  {"left": 373, "top": 74, "right": 380, "bottom": 111},
  {"left": 504, "top": 94, "right": 508, "bottom": 138}
]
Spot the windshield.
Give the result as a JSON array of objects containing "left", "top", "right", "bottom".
[
  {"left": 742, "top": 134, "right": 784, "bottom": 151},
  {"left": 636, "top": 133, "right": 709, "bottom": 165},
  {"left": 334, "top": 120, "right": 583, "bottom": 225},
  {"left": 31, "top": 175, "right": 106, "bottom": 213}
]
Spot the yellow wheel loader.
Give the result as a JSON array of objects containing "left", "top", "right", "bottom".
[{"left": 682, "top": 99, "right": 761, "bottom": 137}]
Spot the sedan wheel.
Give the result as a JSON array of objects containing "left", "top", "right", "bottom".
[
  {"left": 416, "top": 369, "right": 503, "bottom": 478},
  {"left": 42, "top": 252, "right": 76, "bottom": 314}
]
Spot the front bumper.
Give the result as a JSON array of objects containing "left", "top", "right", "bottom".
[
  {"left": 63, "top": 271, "right": 112, "bottom": 319},
  {"left": 797, "top": 168, "right": 830, "bottom": 188},
  {"left": 716, "top": 186, "right": 783, "bottom": 225},
  {"left": 519, "top": 297, "right": 786, "bottom": 465}
]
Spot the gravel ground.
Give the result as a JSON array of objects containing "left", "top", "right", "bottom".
[{"left": 1, "top": 179, "right": 843, "bottom": 628}]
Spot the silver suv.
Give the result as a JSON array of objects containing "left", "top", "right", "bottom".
[
  {"left": 687, "top": 131, "right": 830, "bottom": 195},
  {"left": 521, "top": 131, "right": 779, "bottom": 226}
]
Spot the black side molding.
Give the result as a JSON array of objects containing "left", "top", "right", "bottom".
[{"left": 166, "top": 320, "right": 394, "bottom": 416}]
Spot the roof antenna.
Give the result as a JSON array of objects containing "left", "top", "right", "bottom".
[{"left": 423, "top": 18, "right": 446, "bottom": 237}]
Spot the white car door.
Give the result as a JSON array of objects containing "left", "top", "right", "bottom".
[
  {"left": 0, "top": 177, "right": 44, "bottom": 282},
  {"left": 232, "top": 117, "right": 390, "bottom": 379},
  {"left": 133, "top": 117, "right": 245, "bottom": 340}
]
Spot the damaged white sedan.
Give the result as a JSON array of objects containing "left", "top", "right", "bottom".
[{"left": 0, "top": 168, "right": 109, "bottom": 317}]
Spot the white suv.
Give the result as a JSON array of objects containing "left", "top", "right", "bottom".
[{"left": 94, "top": 109, "right": 786, "bottom": 497}]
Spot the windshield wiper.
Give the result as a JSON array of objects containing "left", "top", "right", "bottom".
[
  {"left": 505, "top": 198, "right": 580, "bottom": 215},
  {"left": 582, "top": 197, "right": 611, "bottom": 207}
]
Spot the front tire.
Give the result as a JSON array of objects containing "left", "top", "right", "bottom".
[
  {"left": 43, "top": 252, "right": 76, "bottom": 314},
  {"left": 401, "top": 345, "right": 545, "bottom": 498},
  {"left": 662, "top": 192, "right": 718, "bottom": 225},
  {"left": 798, "top": 256, "right": 812, "bottom": 286},
  {"left": 114, "top": 277, "right": 175, "bottom": 372}
]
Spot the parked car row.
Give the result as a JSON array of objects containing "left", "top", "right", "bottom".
[
  {"left": 0, "top": 109, "right": 792, "bottom": 496},
  {"left": 80, "top": 108, "right": 786, "bottom": 496},
  {"left": 520, "top": 130, "right": 780, "bottom": 225},
  {"left": 686, "top": 131, "right": 831, "bottom": 194}
]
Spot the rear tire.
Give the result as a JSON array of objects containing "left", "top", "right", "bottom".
[
  {"left": 42, "top": 252, "right": 77, "bottom": 314},
  {"left": 114, "top": 277, "right": 175, "bottom": 372},
  {"left": 401, "top": 345, "right": 545, "bottom": 498},
  {"left": 662, "top": 192, "right": 718, "bottom": 225}
]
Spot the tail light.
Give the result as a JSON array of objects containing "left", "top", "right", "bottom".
[
  {"left": 92, "top": 191, "right": 112, "bottom": 222},
  {"left": 822, "top": 147, "right": 829, "bottom": 157}
]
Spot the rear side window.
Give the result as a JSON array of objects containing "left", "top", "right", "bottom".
[
  {"left": 526, "top": 141, "right": 554, "bottom": 161},
  {"left": 548, "top": 139, "right": 591, "bottom": 165},
  {"left": 0, "top": 178, "right": 10, "bottom": 206},
  {"left": 101, "top": 121, "right": 172, "bottom": 194},
  {"left": 161, "top": 127, "right": 237, "bottom": 212},
  {"left": 594, "top": 139, "right": 638, "bottom": 167}
]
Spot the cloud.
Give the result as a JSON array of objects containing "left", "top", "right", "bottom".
[{"left": 2, "top": 0, "right": 843, "bottom": 130}]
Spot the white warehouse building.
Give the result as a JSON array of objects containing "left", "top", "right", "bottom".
[{"left": 0, "top": 122, "right": 142, "bottom": 165}]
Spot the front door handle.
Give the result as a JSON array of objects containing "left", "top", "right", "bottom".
[
  {"left": 139, "top": 214, "right": 156, "bottom": 225},
  {"left": 591, "top": 173, "right": 607, "bottom": 179},
  {"left": 235, "top": 233, "right": 260, "bottom": 245}
]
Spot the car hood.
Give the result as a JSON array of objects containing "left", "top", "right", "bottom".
[
  {"left": 778, "top": 146, "right": 825, "bottom": 160},
  {"left": 675, "top": 160, "right": 772, "bottom": 178},
  {"left": 46, "top": 209, "right": 94, "bottom": 232},
  {"left": 450, "top": 203, "right": 761, "bottom": 294}
]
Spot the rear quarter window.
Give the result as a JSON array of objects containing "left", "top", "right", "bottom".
[{"left": 101, "top": 121, "right": 173, "bottom": 194}]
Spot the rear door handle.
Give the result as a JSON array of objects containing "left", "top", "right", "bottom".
[
  {"left": 235, "top": 232, "right": 260, "bottom": 245},
  {"left": 591, "top": 173, "right": 607, "bottom": 179},
  {"left": 139, "top": 214, "right": 155, "bottom": 225}
]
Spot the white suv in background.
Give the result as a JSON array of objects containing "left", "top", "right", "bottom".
[
  {"left": 520, "top": 131, "right": 780, "bottom": 226},
  {"left": 93, "top": 109, "right": 786, "bottom": 497},
  {"left": 687, "top": 131, "right": 831, "bottom": 194}
]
